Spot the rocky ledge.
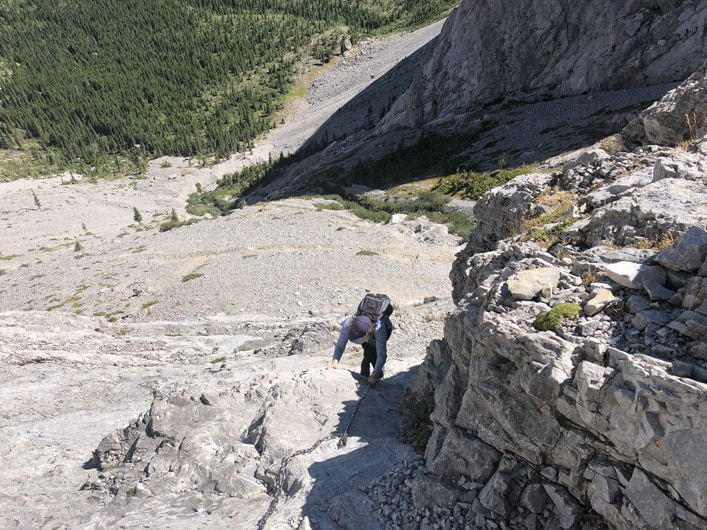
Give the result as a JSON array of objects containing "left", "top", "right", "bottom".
[{"left": 408, "top": 69, "right": 707, "bottom": 530}]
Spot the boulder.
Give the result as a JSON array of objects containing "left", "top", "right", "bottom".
[
  {"left": 505, "top": 267, "right": 562, "bottom": 301},
  {"left": 623, "top": 61, "right": 707, "bottom": 147},
  {"left": 654, "top": 226, "right": 707, "bottom": 273},
  {"left": 583, "top": 288, "right": 616, "bottom": 317},
  {"left": 604, "top": 261, "right": 666, "bottom": 289}
]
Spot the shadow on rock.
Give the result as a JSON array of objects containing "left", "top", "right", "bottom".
[{"left": 298, "top": 368, "right": 419, "bottom": 530}]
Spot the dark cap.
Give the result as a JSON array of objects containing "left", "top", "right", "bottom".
[{"left": 349, "top": 316, "right": 371, "bottom": 344}]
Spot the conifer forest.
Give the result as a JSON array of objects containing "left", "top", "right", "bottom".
[{"left": 0, "top": 0, "right": 456, "bottom": 177}]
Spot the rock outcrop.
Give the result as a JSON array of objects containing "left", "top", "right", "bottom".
[
  {"left": 81, "top": 365, "right": 421, "bottom": 530},
  {"left": 411, "top": 72, "right": 707, "bottom": 529},
  {"left": 623, "top": 61, "right": 707, "bottom": 147}
]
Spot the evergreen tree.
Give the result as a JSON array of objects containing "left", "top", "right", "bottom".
[{"left": 0, "top": 0, "right": 458, "bottom": 169}]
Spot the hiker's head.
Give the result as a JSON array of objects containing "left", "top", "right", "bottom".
[{"left": 349, "top": 315, "right": 371, "bottom": 344}]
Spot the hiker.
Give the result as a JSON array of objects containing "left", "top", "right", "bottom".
[{"left": 327, "top": 294, "right": 393, "bottom": 385}]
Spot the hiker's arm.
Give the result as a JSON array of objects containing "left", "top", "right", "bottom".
[
  {"left": 371, "top": 323, "right": 387, "bottom": 379},
  {"left": 328, "top": 316, "right": 352, "bottom": 368}
]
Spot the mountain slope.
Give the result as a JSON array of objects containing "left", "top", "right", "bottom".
[{"left": 253, "top": 0, "right": 706, "bottom": 197}]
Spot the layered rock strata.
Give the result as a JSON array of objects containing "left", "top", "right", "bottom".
[
  {"left": 411, "top": 72, "right": 707, "bottom": 528},
  {"left": 414, "top": 232, "right": 707, "bottom": 528}
]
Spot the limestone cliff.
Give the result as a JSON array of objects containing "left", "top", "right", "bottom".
[
  {"left": 258, "top": 0, "right": 707, "bottom": 199},
  {"left": 411, "top": 69, "right": 707, "bottom": 529},
  {"left": 383, "top": 0, "right": 707, "bottom": 131}
]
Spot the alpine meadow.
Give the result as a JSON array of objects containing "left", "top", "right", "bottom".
[{"left": 0, "top": 0, "right": 457, "bottom": 180}]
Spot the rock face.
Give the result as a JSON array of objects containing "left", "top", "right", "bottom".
[
  {"left": 623, "top": 61, "right": 707, "bottom": 147},
  {"left": 0, "top": 186, "right": 460, "bottom": 529},
  {"left": 254, "top": 0, "right": 707, "bottom": 199},
  {"left": 82, "top": 368, "right": 419, "bottom": 530},
  {"left": 384, "top": 0, "right": 707, "bottom": 130},
  {"left": 416, "top": 235, "right": 707, "bottom": 528},
  {"left": 411, "top": 71, "right": 707, "bottom": 529}
]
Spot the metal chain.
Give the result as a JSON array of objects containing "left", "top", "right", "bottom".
[
  {"left": 337, "top": 381, "right": 371, "bottom": 448},
  {"left": 256, "top": 382, "right": 372, "bottom": 530}
]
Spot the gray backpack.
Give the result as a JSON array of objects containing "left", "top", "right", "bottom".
[{"left": 356, "top": 293, "right": 393, "bottom": 322}]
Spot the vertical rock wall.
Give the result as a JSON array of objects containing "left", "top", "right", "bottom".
[{"left": 383, "top": 0, "right": 707, "bottom": 130}]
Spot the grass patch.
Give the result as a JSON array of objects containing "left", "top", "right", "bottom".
[
  {"left": 141, "top": 300, "right": 159, "bottom": 309},
  {"left": 632, "top": 231, "right": 677, "bottom": 251},
  {"left": 533, "top": 302, "right": 581, "bottom": 331},
  {"left": 47, "top": 295, "right": 82, "bottom": 311},
  {"left": 517, "top": 188, "right": 580, "bottom": 248},
  {"left": 311, "top": 191, "right": 477, "bottom": 238},
  {"left": 93, "top": 310, "right": 125, "bottom": 322},
  {"left": 159, "top": 209, "right": 199, "bottom": 232},
  {"left": 314, "top": 201, "right": 344, "bottom": 211},
  {"left": 356, "top": 250, "right": 378, "bottom": 256},
  {"left": 182, "top": 272, "right": 204, "bottom": 282}
]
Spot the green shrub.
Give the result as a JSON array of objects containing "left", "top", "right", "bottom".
[
  {"left": 346, "top": 201, "right": 391, "bottom": 223},
  {"left": 533, "top": 302, "right": 581, "bottom": 331},
  {"left": 434, "top": 166, "right": 536, "bottom": 200},
  {"left": 186, "top": 190, "right": 232, "bottom": 217},
  {"left": 425, "top": 209, "right": 475, "bottom": 238},
  {"left": 352, "top": 191, "right": 450, "bottom": 215},
  {"left": 414, "top": 190, "right": 450, "bottom": 211},
  {"left": 399, "top": 388, "right": 435, "bottom": 451},
  {"left": 159, "top": 209, "right": 198, "bottom": 231}
]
